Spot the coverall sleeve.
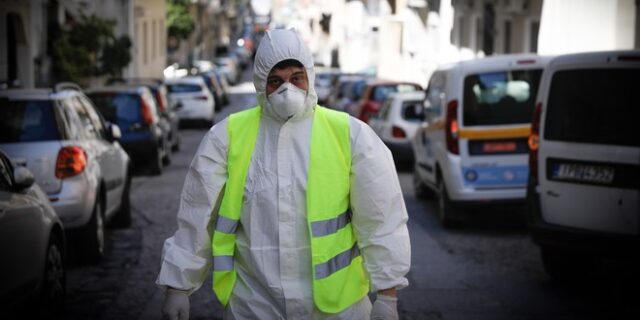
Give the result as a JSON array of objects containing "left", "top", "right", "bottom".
[
  {"left": 348, "top": 117, "right": 411, "bottom": 292},
  {"left": 156, "top": 119, "right": 229, "bottom": 294}
]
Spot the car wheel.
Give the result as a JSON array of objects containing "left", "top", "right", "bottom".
[
  {"left": 171, "top": 135, "right": 180, "bottom": 152},
  {"left": 162, "top": 139, "right": 172, "bottom": 166},
  {"left": 541, "top": 246, "right": 599, "bottom": 282},
  {"left": 41, "top": 233, "right": 66, "bottom": 312},
  {"left": 437, "top": 179, "right": 458, "bottom": 228},
  {"left": 413, "top": 165, "right": 433, "bottom": 199},
  {"left": 111, "top": 171, "right": 131, "bottom": 228},
  {"left": 82, "top": 197, "right": 105, "bottom": 264},
  {"left": 150, "top": 147, "right": 163, "bottom": 175}
]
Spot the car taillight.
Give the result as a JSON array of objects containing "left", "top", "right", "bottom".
[
  {"left": 445, "top": 100, "right": 459, "bottom": 155},
  {"left": 154, "top": 91, "right": 166, "bottom": 113},
  {"left": 55, "top": 146, "right": 87, "bottom": 179},
  {"left": 140, "top": 97, "right": 154, "bottom": 125},
  {"left": 528, "top": 102, "right": 542, "bottom": 180},
  {"left": 392, "top": 126, "right": 406, "bottom": 138}
]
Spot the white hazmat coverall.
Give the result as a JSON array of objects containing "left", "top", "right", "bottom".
[{"left": 157, "top": 29, "right": 411, "bottom": 319}]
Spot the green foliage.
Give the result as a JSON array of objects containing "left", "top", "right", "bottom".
[
  {"left": 51, "top": 15, "right": 131, "bottom": 85},
  {"left": 167, "top": 0, "right": 194, "bottom": 40}
]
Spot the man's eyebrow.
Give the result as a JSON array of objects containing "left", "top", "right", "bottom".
[
  {"left": 291, "top": 71, "right": 306, "bottom": 76},
  {"left": 267, "top": 75, "right": 283, "bottom": 80}
]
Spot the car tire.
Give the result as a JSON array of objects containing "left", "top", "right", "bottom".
[
  {"left": 171, "top": 135, "right": 181, "bottom": 152},
  {"left": 413, "top": 165, "right": 433, "bottom": 199},
  {"left": 81, "top": 197, "right": 105, "bottom": 264},
  {"left": 162, "top": 140, "right": 172, "bottom": 166},
  {"left": 150, "top": 147, "right": 163, "bottom": 175},
  {"left": 541, "top": 246, "right": 599, "bottom": 282},
  {"left": 437, "top": 179, "right": 459, "bottom": 228},
  {"left": 41, "top": 233, "right": 66, "bottom": 313},
  {"left": 111, "top": 171, "right": 132, "bottom": 228}
]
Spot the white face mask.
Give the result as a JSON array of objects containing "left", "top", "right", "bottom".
[{"left": 267, "top": 82, "right": 307, "bottom": 120}]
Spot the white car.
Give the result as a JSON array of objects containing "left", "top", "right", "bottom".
[
  {"left": 526, "top": 50, "right": 640, "bottom": 280},
  {"left": 165, "top": 76, "right": 216, "bottom": 127},
  {"left": 0, "top": 84, "right": 132, "bottom": 263},
  {"left": 214, "top": 56, "right": 240, "bottom": 85},
  {"left": 412, "top": 54, "right": 550, "bottom": 227},
  {"left": 369, "top": 91, "right": 425, "bottom": 165}
]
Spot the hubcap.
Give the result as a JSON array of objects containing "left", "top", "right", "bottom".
[{"left": 46, "top": 243, "right": 64, "bottom": 300}]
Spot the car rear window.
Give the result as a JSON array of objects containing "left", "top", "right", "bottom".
[
  {"left": 0, "top": 99, "right": 62, "bottom": 142},
  {"left": 371, "top": 84, "right": 420, "bottom": 102},
  {"left": 167, "top": 84, "right": 202, "bottom": 93},
  {"left": 402, "top": 101, "right": 424, "bottom": 122},
  {"left": 88, "top": 93, "right": 141, "bottom": 124},
  {"left": 544, "top": 68, "right": 639, "bottom": 147},
  {"left": 463, "top": 69, "right": 542, "bottom": 126}
]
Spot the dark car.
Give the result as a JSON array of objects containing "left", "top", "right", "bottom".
[
  {"left": 108, "top": 78, "right": 181, "bottom": 151},
  {"left": 0, "top": 149, "right": 66, "bottom": 315},
  {"left": 87, "top": 85, "right": 170, "bottom": 175},
  {"left": 200, "top": 70, "right": 229, "bottom": 111}
]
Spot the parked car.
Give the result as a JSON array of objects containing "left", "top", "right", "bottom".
[
  {"left": 0, "top": 84, "right": 132, "bottom": 263},
  {"left": 0, "top": 149, "right": 66, "bottom": 314},
  {"left": 369, "top": 91, "right": 425, "bottom": 165},
  {"left": 326, "top": 74, "right": 370, "bottom": 112},
  {"left": 199, "top": 71, "right": 227, "bottom": 111},
  {"left": 412, "top": 54, "right": 549, "bottom": 227},
  {"left": 353, "top": 81, "right": 423, "bottom": 124},
  {"left": 526, "top": 50, "right": 640, "bottom": 280},
  {"left": 87, "top": 85, "right": 171, "bottom": 175},
  {"left": 214, "top": 55, "right": 241, "bottom": 85},
  {"left": 164, "top": 76, "right": 216, "bottom": 127},
  {"left": 315, "top": 68, "right": 340, "bottom": 105},
  {"left": 108, "top": 78, "right": 181, "bottom": 152}
]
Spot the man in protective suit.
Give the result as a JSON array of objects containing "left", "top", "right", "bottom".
[{"left": 157, "top": 29, "right": 411, "bottom": 320}]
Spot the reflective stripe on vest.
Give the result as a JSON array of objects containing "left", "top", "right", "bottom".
[{"left": 211, "top": 106, "right": 369, "bottom": 313}]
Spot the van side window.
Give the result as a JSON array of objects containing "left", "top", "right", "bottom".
[{"left": 425, "top": 72, "right": 446, "bottom": 117}]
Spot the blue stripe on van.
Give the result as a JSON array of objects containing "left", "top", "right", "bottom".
[{"left": 461, "top": 165, "right": 528, "bottom": 188}]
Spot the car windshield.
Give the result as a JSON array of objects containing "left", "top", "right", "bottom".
[
  {"left": 372, "top": 84, "right": 419, "bottom": 102},
  {"left": 167, "top": 84, "right": 201, "bottom": 93},
  {"left": 0, "top": 99, "right": 62, "bottom": 142},
  {"left": 462, "top": 69, "right": 542, "bottom": 126},
  {"left": 544, "top": 68, "right": 639, "bottom": 147},
  {"left": 88, "top": 93, "right": 141, "bottom": 126}
]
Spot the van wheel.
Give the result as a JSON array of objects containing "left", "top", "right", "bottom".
[
  {"left": 437, "top": 179, "right": 458, "bottom": 228},
  {"left": 82, "top": 197, "right": 105, "bottom": 264},
  {"left": 541, "top": 246, "right": 599, "bottom": 282},
  {"left": 111, "top": 172, "right": 131, "bottom": 228},
  {"left": 150, "top": 147, "right": 163, "bottom": 175},
  {"left": 41, "top": 233, "right": 66, "bottom": 312},
  {"left": 413, "top": 165, "right": 432, "bottom": 199}
]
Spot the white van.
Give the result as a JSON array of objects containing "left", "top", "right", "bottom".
[
  {"left": 526, "top": 50, "right": 640, "bottom": 279},
  {"left": 413, "top": 54, "right": 550, "bottom": 227}
]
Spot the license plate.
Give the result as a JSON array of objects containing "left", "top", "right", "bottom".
[
  {"left": 483, "top": 141, "right": 516, "bottom": 153},
  {"left": 552, "top": 163, "right": 615, "bottom": 184}
]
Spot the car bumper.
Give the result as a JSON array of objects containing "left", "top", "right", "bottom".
[
  {"left": 385, "top": 141, "right": 414, "bottom": 163},
  {"left": 526, "top": 186, "right": 640, "bottom": 259},
  {"left": 121, "top": 139, "right": 158, "bottom": 165},
  {"left": 49, "top": 174, "right": 97, "bottom": 229}
]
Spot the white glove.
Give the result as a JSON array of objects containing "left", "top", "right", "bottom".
[
  {"left": 371, "top": 294, "right": 399, "bottom": 320},
  {"left": 162, "top": 288, "right": 190, "bottom": 320}
]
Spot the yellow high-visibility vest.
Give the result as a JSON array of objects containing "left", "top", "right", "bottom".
[{"left": 211, "top": 106, "right": 369, "bottom": 313}]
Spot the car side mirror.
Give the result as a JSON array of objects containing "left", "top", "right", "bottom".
[
  {"left": 106, "top": 122, "right": 122, "bottom": 142},
  {"left": 12, "top": 166, "right": 35, "bottom": 190}
]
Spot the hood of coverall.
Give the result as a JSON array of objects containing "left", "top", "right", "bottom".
[{"left": 253, "top": 29, "right": 318, "bottom": 121}]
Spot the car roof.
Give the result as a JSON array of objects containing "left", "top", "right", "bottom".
[
  {"left": 164, "top": 76, "right": 206, "bottom": 85},
  {"left": 86, "top": 85, "right": 150, "bottom": 95},
  {"left": 388, "top": 91, "right": 425, "bottom": 101},
  {"left": 0, "top": 88, "right": 82, "bottom": 101},
  {"left": 545, "top": 49, "right": 640, "bottom": 69},
  {"left": 435, "top": 53, "right": 552, "bottom": 73}
]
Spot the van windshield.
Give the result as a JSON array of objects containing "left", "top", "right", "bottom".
[
  {"left": 544, "top": 68, "right": 639, "bottom": 147},
  {"left": 463, "top": 69, "right": 542, "bottom": 126},
  {"left": 0, "top": 99, "right": 62, "bottom": 142}
]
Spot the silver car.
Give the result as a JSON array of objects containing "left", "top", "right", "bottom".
[
  {"left": 0, "top": 149, "right": 66, "bottom": 314},
  {"left": 0, "top": 84, "right": 132, "bottom": 263}
]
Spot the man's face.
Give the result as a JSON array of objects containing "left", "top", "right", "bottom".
[{"left": 266, "top": 65, "right": 308, "bottom": 95}]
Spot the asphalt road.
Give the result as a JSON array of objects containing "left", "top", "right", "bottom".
[{"left": 60, "top": 68, "right": 639, "bottom": 320}]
